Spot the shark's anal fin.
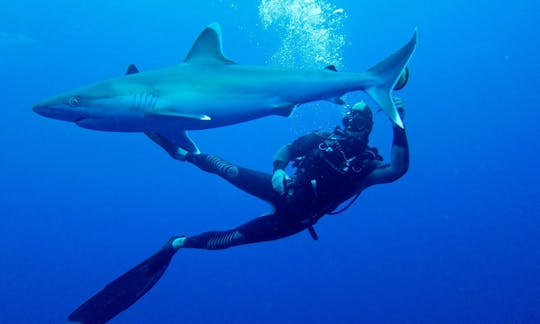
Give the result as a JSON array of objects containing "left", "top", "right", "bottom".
[
  {"left": 125, "top": 64, "right": 140, "bottom": 75},
  {"left": 365, "top": 29, "right": 418, "bottom": 128},
  {"left": 184, "top": 23, "right": 236, "bottom": 65}
]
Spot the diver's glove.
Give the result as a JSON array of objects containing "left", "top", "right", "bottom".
[{"left": 272, "top": 169, "right": 290, "bottom": 195}]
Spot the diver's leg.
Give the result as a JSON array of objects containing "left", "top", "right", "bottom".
[
  {"left": 177, "top": 213, "right": 308, "bottom": 250},
  {"left": 186, "top": 153, "right": 278, "bottom": 203},
  {"left": 146, "top": 132, "right": 276, "bottom": 201}
]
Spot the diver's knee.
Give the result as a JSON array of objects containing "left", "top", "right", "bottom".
[
  {"left": 205, "top": 155, "right": 239, "bottom": 179},
  {"left": 225, "top": 166, "right": 239, "bottom": 179}
]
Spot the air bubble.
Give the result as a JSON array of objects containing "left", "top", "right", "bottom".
[{"left": 259, "top": 0, "right": 348, "bottom": 69}]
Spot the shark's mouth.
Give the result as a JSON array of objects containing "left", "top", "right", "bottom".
[
  {"left": 75, "top": 117, "right": 95, "bottom": 128},
  {"left": 75, "top": 117, "right": 114, "bottom": 131}
]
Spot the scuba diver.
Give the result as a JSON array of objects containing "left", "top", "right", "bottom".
[
  {"left": 149, "top": 98, "right": 408, "bottom": 250},
  {"left": 68, "top": 74, "right": 410, "bottom": 323}
]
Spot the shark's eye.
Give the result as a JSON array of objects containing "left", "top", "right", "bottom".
[{"left": 68, "top": 97, "right": 80, "bottom": 107}]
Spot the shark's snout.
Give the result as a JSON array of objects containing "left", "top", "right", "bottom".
[
  {"left": 33, "top": 104, "right": 62, "bottom": 119},
  {"left": 32, "top": 102, "right": 86, "bottom": 122},
  {"left": 32, "top": 104, "right": 50, "bottom": 117}
]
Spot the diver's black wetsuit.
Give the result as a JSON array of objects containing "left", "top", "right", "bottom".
[
  {"left": 182, "top": 153, "right": 313, "bottom": 249},
  {"left": 182, "top": 126, "right": 408, "bottom": 250}
]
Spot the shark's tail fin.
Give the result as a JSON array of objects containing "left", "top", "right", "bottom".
[{"left": 364, "top": 30, "right": 417, "bottom": 128}]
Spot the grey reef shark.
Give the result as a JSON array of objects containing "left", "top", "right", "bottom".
[{"left": 33, "top": 22, "right": 417, "bottom": 153}]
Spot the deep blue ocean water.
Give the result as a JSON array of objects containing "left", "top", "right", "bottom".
[{"left": 1, "top": 0, "right": 539, "bottom": 323}]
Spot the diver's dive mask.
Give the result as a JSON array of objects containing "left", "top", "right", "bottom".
[{"left": 342, "top": 101, "right": 373, "bottom": 134}]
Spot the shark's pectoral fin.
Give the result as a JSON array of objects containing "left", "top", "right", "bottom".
[
  {"left": 184, "top": 23, "right": 236, "bottom": 65},
  {"left": 146, "top": 130, "right": 200, "bottom": 155},
  {"left": 148, "top": 111, "right": 211, "bottom": 121}
]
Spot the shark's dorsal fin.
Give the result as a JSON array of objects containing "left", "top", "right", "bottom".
[
  {"left": 324, "top": 65, "right": 338, "bottom": 72},
  {"left": 184, "top": 23, "right": 236, "bottom": 65},
  {"left": 125, "top": 64, "right": 139, "bottom": 75}
]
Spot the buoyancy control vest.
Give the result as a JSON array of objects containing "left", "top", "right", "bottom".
[{"left": 289, "top": 128, "right": 383, "bottom": 214}]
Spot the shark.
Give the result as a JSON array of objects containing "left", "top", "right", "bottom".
[{"left": 33, "top": 23, "right": 417, "bottom": 153}]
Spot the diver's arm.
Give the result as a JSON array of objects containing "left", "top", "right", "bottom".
[
  {"left": 271, "top": 144, "right": 292, "bottom": 194},
  {"left": 364, "top": 101, "right": 409, "bottom": 186},
  {"left": 271, "top": 133, "right": 323, "bottom": 193},
  {"left": 273, "top": 144, "right": 292, "bottom": 171}
]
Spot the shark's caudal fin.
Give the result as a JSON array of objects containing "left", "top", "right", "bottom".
[{"left": 365, "top": 30, "right": 417, "bottom": 128}]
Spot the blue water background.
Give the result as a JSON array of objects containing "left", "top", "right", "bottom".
[{"left": 1, "top": 0, "right": 539, "bottom": 323}]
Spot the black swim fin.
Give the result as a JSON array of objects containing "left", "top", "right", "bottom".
[{"left": 68, "top": 237, "right": 180, "bottom": 323}]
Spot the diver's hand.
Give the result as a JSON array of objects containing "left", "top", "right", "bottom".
[
  {"left": 272, "top": 169, "right": 290, "bottom": 195},
  {"left": 393, "top": 97, "right": 405, "bottom": 121}
]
